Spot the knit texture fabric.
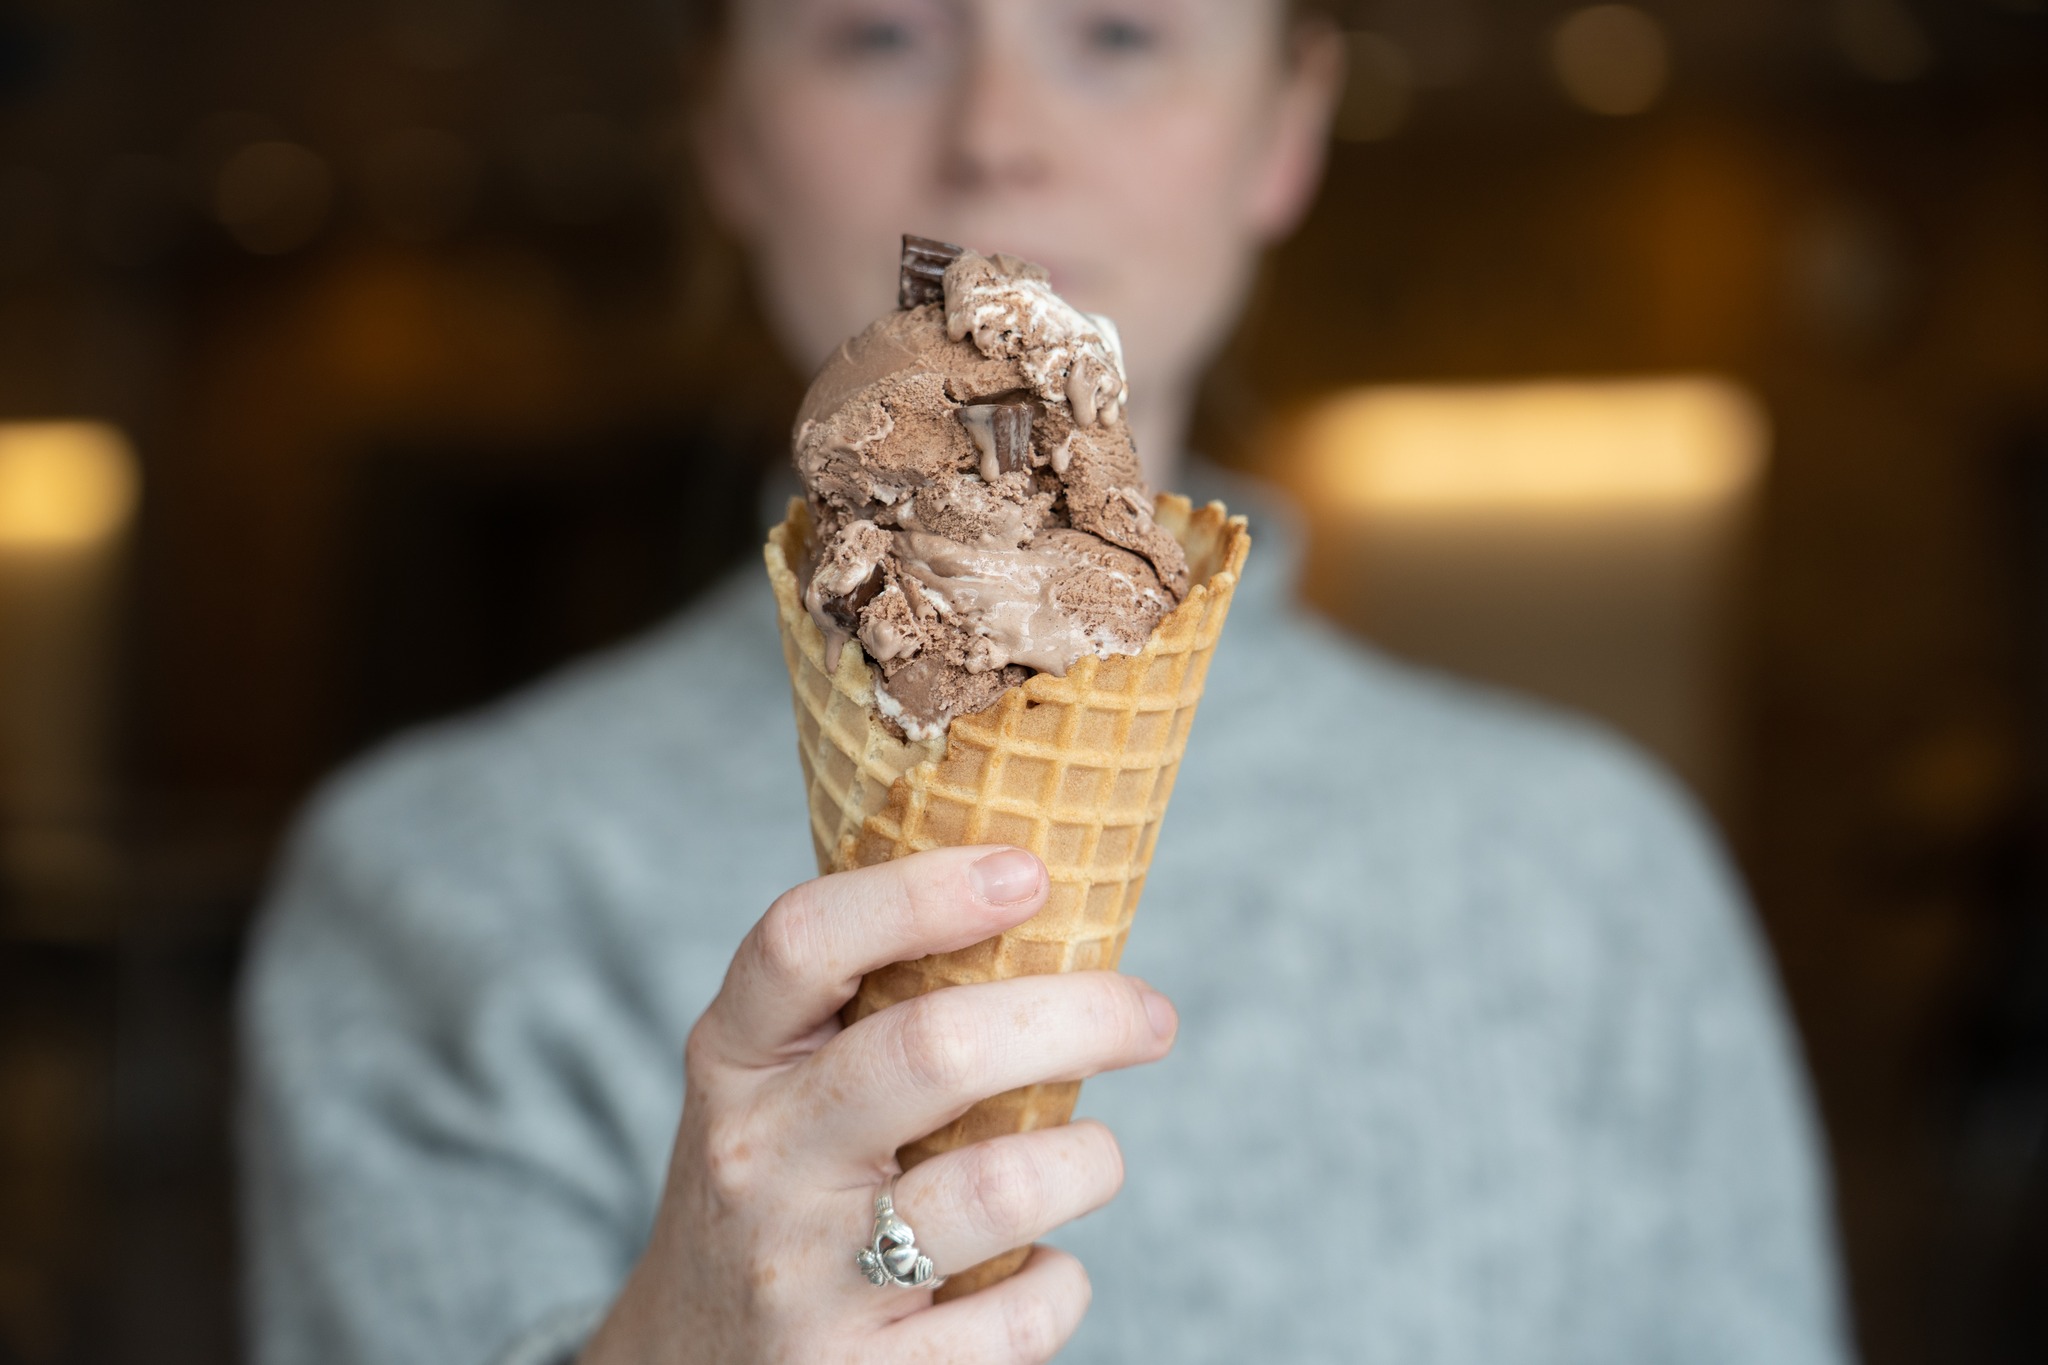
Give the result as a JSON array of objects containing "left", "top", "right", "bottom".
[{"left": 239, "top": 479, "right": 1853, "bottom": 1365}]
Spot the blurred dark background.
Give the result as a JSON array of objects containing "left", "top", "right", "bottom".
[{"left": 1, "top": 1, "right": 2045, "bottom": 1362}]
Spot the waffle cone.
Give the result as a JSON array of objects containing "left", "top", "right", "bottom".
[{"left": 765, "top": 493, "right": 1249, "bottom": 1298}]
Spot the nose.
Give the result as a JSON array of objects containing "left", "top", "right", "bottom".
[{"left": 939, "top": 19, "right": 1053, "bottom": 195}]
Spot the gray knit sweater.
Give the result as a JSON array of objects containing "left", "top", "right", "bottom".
[{"left": 239, "top": 479, "right": 1853, "bottom": 1365}]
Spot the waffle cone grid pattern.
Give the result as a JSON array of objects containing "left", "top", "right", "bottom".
[{"left": 765, "top": 495, "right": 1249, "bottom": 1298}]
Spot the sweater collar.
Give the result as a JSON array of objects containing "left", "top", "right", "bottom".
[{"left": 1178, "top": 456, "right": 1304, "bottom": 620}]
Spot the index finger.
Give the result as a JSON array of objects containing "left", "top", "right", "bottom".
[{"left": 700, "top": 846, "right": 1048, "bottom": 1071}]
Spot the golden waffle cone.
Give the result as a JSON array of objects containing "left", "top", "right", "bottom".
[{"left": 764, "top": 493, "right": 1249, "bottom": 1298}]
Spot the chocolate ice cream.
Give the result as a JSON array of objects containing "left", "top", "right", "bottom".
[{"left": 794, "top": 236, "right": 1190, "bottom": 740}]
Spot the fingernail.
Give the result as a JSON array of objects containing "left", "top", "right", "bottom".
[
  {"left": 969, "top": 848, "right": 1042, "bottom": 905},
  {"left": 1141, "top": 987, "right": 1178, "bottom": 1040}
]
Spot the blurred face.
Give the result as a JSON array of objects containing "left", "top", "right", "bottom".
[{"left": 697, "top": 0, "right": 1339, "bottom": 460}]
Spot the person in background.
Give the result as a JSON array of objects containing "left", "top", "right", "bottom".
[{"left": 240, "top": 2, "right": 1855, "bottom": 1362}]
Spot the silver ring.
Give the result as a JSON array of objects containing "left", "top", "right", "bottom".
[{"left": 856, "top": 1176, "right": 943, "bottom": 1289}]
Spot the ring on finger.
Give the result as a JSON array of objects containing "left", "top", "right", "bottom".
[{"left": 857, "top": 1175, "right": 944, "bottom": 1290}]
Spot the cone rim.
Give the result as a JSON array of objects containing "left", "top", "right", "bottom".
[{"left": 764, "top": 490, "right": 1250, "bottom": 766}]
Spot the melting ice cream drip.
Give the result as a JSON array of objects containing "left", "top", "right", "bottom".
[{"left": 941, "top": 251, "right": 1127, "bottom": 429}]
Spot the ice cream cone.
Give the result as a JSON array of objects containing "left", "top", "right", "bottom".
[{"left": 765, "top": 491, "right": 1249, "bottom": 1299}]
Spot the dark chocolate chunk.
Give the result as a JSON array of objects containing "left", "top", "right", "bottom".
[
  {"left": 955, "top": 401, "right": 1035, "bottom": 479},
  {"left": 900, "top": 234, "right": 965, "bottom": 310},
  {"left": 821, "top": 566, "right": 884, "bottom": 631}
]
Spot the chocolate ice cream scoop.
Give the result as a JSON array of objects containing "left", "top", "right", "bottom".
[{"left": 793, "top": 236, "right": 1189, "bottom": 740}]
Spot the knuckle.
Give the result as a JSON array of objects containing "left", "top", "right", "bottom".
[
  {"left": 1000, "top": 1284, "right": 1070, "bottom": 1363},
  {"left": 965, "top": 1142, "right": 1044, "bottom": 1237},
  {"left": 768, "top": 1340, "right": 844, "bottom": 1365},
  {"left": 893, "top": 993, "right": 981, "bottom": 1093},
  {"left": 754, "top": 889, "right": 822, "bottom": 989},
  {"left": 1081, "top": 1122, "right": 1125, "bottom": 1195},
  {"left": 698, "top": 1113, "right": 763, "bottom": 1198},
  {"left": 682, "top": 1015, "right": 724, "bottom": 1082},
  {"left": 740, "top": 1245, "right": 806, "bottom": 1324},
  {"left": 892, "top": 853, "right": 968, "bottom": 935},
  {"left": 1080, "top": 973, "right": 1149, "bottom": 1049},
  {"left": 1066, "top": 1254, "right": 1094, "bottom": 1311}
]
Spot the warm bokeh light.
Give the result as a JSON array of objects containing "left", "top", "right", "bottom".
[
  {"left": 214, "top": 140, "right": 334, "bottom": 255},
  {"left": 363, "top": 127, "right": 481, "bottom": 242},
  {"left": 1830, "top": 0, "right": 1934, "bottom": 82},
  {"left": 0, "top": 422, "right": 141, "bottom": 550},
  {"left": 1336, "top": 32, "right": 1414, "bottom": 143},
  {"left": 1284, "top": 376, "right": 1767, "bottom": 514},
  {"left": 1551, "top": 4, "right": 1671, "bottom": 116}
]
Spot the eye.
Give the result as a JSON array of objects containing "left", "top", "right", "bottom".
[
  {"left": 1083, "top": 15, "right": 1159, "bottom": 54},
  {"left": 812, "top": 1, "right": 948, "bottom": 62},
  {"left": 804, "top": 2, "right": 954, "bottom": 86},
  {"left": 835, "top": 19, "right": 917, "bottom": 54},
  {"left": 828, "top": 18, "right": 919, "bottom": 56}
]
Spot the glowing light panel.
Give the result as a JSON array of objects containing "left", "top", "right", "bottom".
[
  {"left": 1286, "top": 377, "right": 1766, "bottom": 514},
  {"left": 0, "top": 422, "right": 141, "bottom": 549}
]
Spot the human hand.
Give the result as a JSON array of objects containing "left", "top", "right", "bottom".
[{"left": 579, "top": 846, "right": 1180, "bottom": 1365}]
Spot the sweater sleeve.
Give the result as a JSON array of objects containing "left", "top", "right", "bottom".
[
  {"left": 237, "top": 748, "right": 675, "bottom": 1365},
  {"left": 1583, "top": 757, "right": 1857, "bottom": 1365}
]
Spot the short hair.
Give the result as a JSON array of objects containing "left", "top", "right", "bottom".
[{"left": 666, "top": 0, "right": 1339, "bottom": 46}]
